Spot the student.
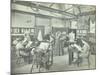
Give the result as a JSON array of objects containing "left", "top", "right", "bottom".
[
  {"left": 79, "top": 40, "right": 90, "bottom": 58},
  {"left": 60, "top": 32, "right": 67, "bottom": 55},
  {"left": 72, "top": 38, "right": 90, "bottom": 62},
  {"left": 54, "top": 31, "right": 61, "bottom": 56}
]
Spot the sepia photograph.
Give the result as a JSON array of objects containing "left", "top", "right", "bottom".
[{"left": 11, "top": 0, "right": 96, "bottom": 74}]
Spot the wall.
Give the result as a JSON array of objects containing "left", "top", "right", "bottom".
[
  {"left": 11, "top": 12, "right": 71, "bottom": 35},
  {"left": 70, "top": 20, "right": 77, "bottom": 29},
  {"left": 51, "top": 18, "right": 70, "bottom": 28},
  {"left": 36, "top": 17, "right": 50, "bottom": 26},
  {"left": 11, "top": 12, "right": 35, "bottom": 28},
  {"left": 51, "top": 18, "right": 64, "bottom": 27}
]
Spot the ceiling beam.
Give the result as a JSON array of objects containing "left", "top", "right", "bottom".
[
  {"left": 64, "top": 7, "right": 73, "bottom": 12},
  {"left": 58, "top": 4, "right": 64, "bottom": 10},
  {"left": 12, "top": 9, "right": 76, "bottom": 20},
  {"left": 49, "top": 3, "right": 55, "bottom": 8},
  {"left": 13, "top": 1, "right": 77, "bottom": 18},
  {"left": 12, "top": 9, "right": 52, "bottom": 18},
  {"left": 77, "top": 11, "right": 96, "bottom": 16}
]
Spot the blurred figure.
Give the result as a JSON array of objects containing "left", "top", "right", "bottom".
[
  {"left": 43, "top": 33, "right": 50, "bottom": 42},
  {"left": 15, "top": 37, "right": 26, "bottom": 58},
  {"left": 79, "top": 40, "right": 90, "bottom": 58},
  {"left": 72, "top": 38, "right": 90, "bottom": 62},
  {"left": 59, "top": 32, "right": 67, "bottom": 55},
  {"left": 63, "top": 35, "right": 69, "bottom": 55},
  {"left": 13, "top": 38, "right": 20, "bottom": 46},
  {"left": 69, "top": 31, "right": 75, "bottom": 43},
  {"left": 54, "top": 31, "right": 61, "bottom": 56},
  {"left": 15, "top": 31, "right": 33, "bottom": 63},
  {"left": 22, "top": 31, "right": 31, "bottom": 46}
]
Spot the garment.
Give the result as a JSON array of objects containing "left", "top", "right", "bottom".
[
  {"left": 90, "top": 19, "right": 95, "bottom": 33},
  {"left": 16, "top": 41, "right": 24, "bottom": 50},
  {"left": 13, "top": 39, "right": 18, "bottom": 45},
  {"left": 37, "top": 30, "right": 43, "bottom": 41},
  {"left": 80, "top": 40, "right": 90, "bottom": 57},
  {"left": 38, "top": 42, "right": 49, "bottom": 51},
  {"left": 50, "top": 35, "right": 54, "bottom": 43},
  {"left": 22, "top": 37, "right": 28, "bottom": 46},
  {"left": 54, "top": 32, "right": 61, "bottom": 56},
  {"left": 73, "top": 40, "right": 90, "bottom": 58},
  {"left": 25, "top": 41, "right": 33, "bottom": 48},
  {"left": 59, "top": 35, "right": 66, "bottom": 55},
  {"left": 69, "top": 32, "right": 75, "bottom": 42},
  {"left": 15, "top": 41, "right": 25, "bottom": 57},
  {"left": 72, "top": 44, "right": 82, "bottom": 59},
  {"left": 74, "top": 44, "right": 82, "bottom": 52}
]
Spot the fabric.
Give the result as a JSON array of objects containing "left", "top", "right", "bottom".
[
  {"left": 80, "top": 40, "right": 90, "bottom": 57},
  {"left": 69, "top": 32, "right": 75, "bottom": 42},
  {"left": 50, "top": 35, "right": 54, "bottom": 43},
  {"left": 31, "top": 48, "right": 35, "bottom": 55},
  {"left": 73, "top": 40, "right": 90, "bottom": 58},
  {"left": 73, "top": 44, "right": 82, "bottom": 52},
  {"left": 25, "top": 41, "right": 33, "bottom": 48},
  {"left": 15, "top": 41, "right": 24, "bottom": 57},
  {"left": 90, "top": 19, "right": 95, "bottom": 33},
  {"left": 54, "top": 37, "right": 60, "bottom": 56},
  {"left": 13, "top": 40, "right": 18, "bottom": 45},
  {"left": 38, "top": 42, "right": 49, "bottom": 50},
  {"left": 22, "top": 38, "right": 28, "bottom": 45},
  {"left": 59, "top": 35, "right": 66, "bottom": 55},
  {"left": 16, "top": 41, "right": 24, "bottom": 50},
  {"left": 19, "top": 50, "right": 29, "bottom": 56},
  {"left": 37, "top": 30, "right": 43, "bottom": 41}
]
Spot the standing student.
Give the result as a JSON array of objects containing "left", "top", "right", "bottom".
[{"left": 54, "top": 31, "right": 61, "bottom": 56}]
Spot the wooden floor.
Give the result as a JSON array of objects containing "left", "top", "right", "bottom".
[{"left": 11, "top": 50, "right": 96, "bottom": 74}]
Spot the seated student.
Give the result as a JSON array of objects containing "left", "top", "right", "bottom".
[
  {"left": 72, "top": 38, "right": 90, "bottom": 62},
  {"left": 15, "top": 37, "right": 25, "bottom": 57},
  {"left": 79, "top": 40, "right": 90, "bottom": 58},
  {"left": 31, "top": 34, "right": 50, "bottom": 53},
  {"left": 15, "top": 32, "right": 33, "bottom": 63}
]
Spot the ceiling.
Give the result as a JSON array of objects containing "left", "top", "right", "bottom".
[{"left": 11, "top": 0, "right": 96, "bottom": 19}]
